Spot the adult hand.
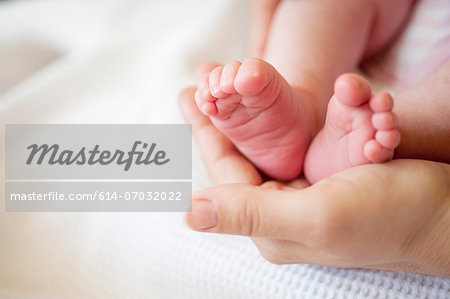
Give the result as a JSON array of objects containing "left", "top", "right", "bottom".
[{"left": 179, "top": 85, "right": 450, "bottom": 278}]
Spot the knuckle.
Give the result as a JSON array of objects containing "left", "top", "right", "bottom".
[
  {"left": 261, "top": 181, "right": 284, "bottom": 190},
  {"left": 236, "top": 198, "right": 262, "bottom": 237}
]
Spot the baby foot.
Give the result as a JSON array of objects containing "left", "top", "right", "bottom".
[
  {"left": 194, "top": 58, "right": 316, "bottom": 181},
  {"left": 304, "top": 74, "right": 401, "bottom": 183}
]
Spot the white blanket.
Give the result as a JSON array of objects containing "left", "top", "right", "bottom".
[{"left": 0, "top": 0, "right": 448, "bottom": 298}]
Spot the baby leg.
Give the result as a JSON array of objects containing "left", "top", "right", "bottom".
[
  {"left": 195, "top": 0, "right": 415, "bottom": 181},
  {"left": 264, "top": 0, "right": 415, "bottom": 128}
]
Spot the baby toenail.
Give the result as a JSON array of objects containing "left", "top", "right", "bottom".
[
  {"left": 221, "top": 80, "right": 232, "bottom": 89},
  {"left": 212, "top": 87, "right": 220, "bottom": 95},
  {"left": 201, "top": 88, "right": 210, "bottom": 97},
  {"left": 201, "top": 103, "right": 210, "bottom": 115},
  {"left": 194, "top": 91, "right": 200, "bottom": 104}
]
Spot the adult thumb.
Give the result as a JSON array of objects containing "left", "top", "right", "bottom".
[{"left": 186, "top": 183, "right": 317, "bottom": 239}]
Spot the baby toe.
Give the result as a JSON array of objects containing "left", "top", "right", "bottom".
[
  {"left": 220, "top": 61, "right": 241, "bottom": 94},
  {"left": 234, "top": 58, "right": 271, "bottom": 96},
  {"left": 197, "top": 73, "right": 216, "bottom": 102},
  {"left": 214, "top": 94, "right": 242, "bottom": 119},
  {"left": 375, "top": 129, "right": 401, "bottom": 149},
  {"left": 363, "top": 140, "right": 394, "bottom": 163},
  {"left": 209, "top": 67, "right": 228, "bottom": 98},
  {"left": 201, "top": 101, "right": 218, "bottom": 116},
  {"left": 370, "top": 91, "right": 394, "bottom": 112},
  {"left": 372, "top": 112, "right": 398, "bottom": 130},
  {"left": 194, "top": 90, "right": 202, "bottom": 108},
  {"left": 334, "top": 73, "right": 372, "bottom": 107}
]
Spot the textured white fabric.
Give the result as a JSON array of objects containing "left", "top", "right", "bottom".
[{"left": 0, "top": 0, "right": 449, "bottom": 298}]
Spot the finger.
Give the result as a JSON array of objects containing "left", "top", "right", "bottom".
[
  {"left": 253, "top": 160, "right": 450, "bottom": 270},
  {"left": 251, "top": 238, "right": 308, "bottom": 264},
  {"left": 285, "top": 178, "right": 310, "bottom": 189},
  {"left": 261, "top": 180, "right": 296, "bottom": 191},
  {"left": 178, "top": 88, "right": 262, "bottom": 185},
  {"left": 186, "top": 167, "right": 388, "bottom": 242},
  {"left": 186, "top": 183, "right": 320, "bottom": 240},
  {"left": 251, "top": 238, "right": 342, "bottom": 265},
  {"left": 261, "top": 178, "right": 310, "bottom": 191},
  {"left": 252, "top": 238, "right": 419, "bottom": 271}
]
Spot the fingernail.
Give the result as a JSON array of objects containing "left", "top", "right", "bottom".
[{"left": 189, "top": 198, "right": 217, "bottom": 230}]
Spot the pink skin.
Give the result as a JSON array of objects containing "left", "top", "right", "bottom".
[
  {"left": 192, "top": 0, "right": 414, "bottom": 182},
  {"left": 196, "top": 60, "right": 400, "bottom": 182},
  {"left": 304, "top": 74, "right": 400, "bottom": 183},
  {"left": 195, "top": 58, "right": 315, "bottom": 181}
]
